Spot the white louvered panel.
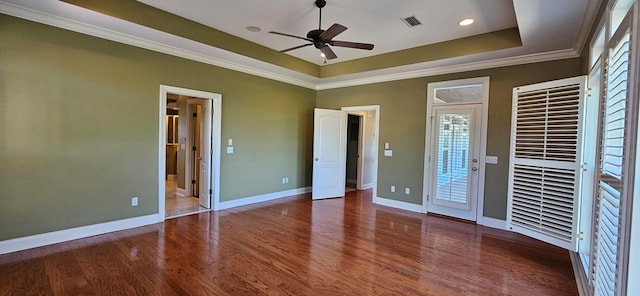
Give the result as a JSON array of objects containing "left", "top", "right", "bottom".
[
  {"left": 593, "top": 183, "right": 621, "bottom": 296},
  {"left": 592, "top": 28, "right": 631, "bottom": 296},
  {"left": 508, "top": 76, "right": 586, "bottom": 252},
  {"left": 514, "top": 84, "right": 581, "bottom": 162},
  {"left": 511, "top": 164, "right": 576, "bottom": 242},
  {"left": 602, "top": 35, "right": 629, "bottom": 181}
]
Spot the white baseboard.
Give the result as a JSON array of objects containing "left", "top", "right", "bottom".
[
  {"left": 362, "top": 183, "right": 375, "bottom": 190},
  {"left": 0, "top": 214, "right": 162, "bottom": 255},
  {"left": 479, "top": 217, "right": 508, "bottom": 230},
  {"left": 176, "top": 188, "right": 187, "bottom": 198},
  {"left": 373, "top": 196, "right": 423, "bottom": 213},
  {"left": 570, "top": 252, "right": 589, "bottom": 296},
  {"left": 218, "top": 187, "right": 311, "bottom": 210}
]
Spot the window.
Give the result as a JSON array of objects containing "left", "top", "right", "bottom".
[{"left": 589, "top": 2, "right": 636, "bottom": 295}]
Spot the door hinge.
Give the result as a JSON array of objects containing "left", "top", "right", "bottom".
[
  {"left": 191, "top": 179, "right": 196, "bottom": 184},
  {"left": 192, "top": 146, "right": 197, "bottom": 151},
  {"left": 427, "top": 194, "right": 429, "bottom": 201},
  {"left": 578, "top": 231, "right": 584, "bottom": 240},
  {"left": 209, "top": 189, "right": 212, "bottom": 195},
  {"left": 193, "top": 112, "right": 197, "bottom": 117}
]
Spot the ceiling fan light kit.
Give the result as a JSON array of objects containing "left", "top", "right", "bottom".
[{"left": 268, "top": 0, "right": 374, "bottom": 61}]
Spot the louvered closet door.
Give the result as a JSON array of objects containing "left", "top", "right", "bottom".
[{"left": 507, "top": 76, "right": 587, "bottom": 251}]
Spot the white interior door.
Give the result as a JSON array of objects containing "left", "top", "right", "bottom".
[
  {"left": 198, "top": 100, "right": 212, "bottom": 209},
  {"left": 428, "top": 105, "right": 481, "bottom": 221},
  {"left": 312, "top": 108, "right": 347, "bottom": 200}
]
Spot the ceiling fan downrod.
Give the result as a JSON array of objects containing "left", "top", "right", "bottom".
[{"left": 316, "top": 0, "right": 326, "bottom": 30}]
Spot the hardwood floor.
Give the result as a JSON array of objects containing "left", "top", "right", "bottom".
[{"left": 0, "top": 190, "right": 577, "bottom": 295}]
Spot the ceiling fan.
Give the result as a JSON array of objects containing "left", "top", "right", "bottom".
[{"left": 269, "top": 0, "right": 374, "bottom": 60}]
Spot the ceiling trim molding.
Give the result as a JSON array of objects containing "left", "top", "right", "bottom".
[
  {"left": 1, "top": 1, "right": 582, "bottom": 92},
  {"left": 315, "top": 49, "right": 580, "bottom": 90},
  {"left": 0, "top": 2, "right": 318, "bottom": 90}
]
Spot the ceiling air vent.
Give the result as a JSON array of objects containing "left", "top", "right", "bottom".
[{"left": 402, "top": 16, "right": 422, "bottom": 28}]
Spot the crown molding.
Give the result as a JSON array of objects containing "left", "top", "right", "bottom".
[
  {"left": 1, "top": 1, "right": 582, "bottom": 92},
  {"left": 574, "top": 0, "right": 605, "bottom": 56},
  {"left": 315, "top": 49, "right": 580, "bottom": 90},
  {"left": 0, "top": 1, "right": 318, "bottom": 90}
]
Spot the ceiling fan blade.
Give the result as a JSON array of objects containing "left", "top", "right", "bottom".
[
  {"left": 280, "top": 43, "right": 313, "bottom": 53},
  {"left": 269, "top": 31, "right": 312, "bottom": 42},
  {"left": 320, "top": 45, "right": 337, "bottom": 60},
  {"left": 331, "top": 41, "right": 374, "bottom": 50},
  {"left": 319, "top": 23, "right": 347, "bottom": 41}
]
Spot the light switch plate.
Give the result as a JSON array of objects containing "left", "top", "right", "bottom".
[
  {"left": 486, "top": 156, "right": 498, "bottom": 164},
  {"left": 384, "top": 150, "right": 393, "bottom": 156},
  {"left": 227, "top": 146, "right": 234, "bottom": 154},
  {"left": 228, "top": 139, "right": 233, "bottom": 146}
]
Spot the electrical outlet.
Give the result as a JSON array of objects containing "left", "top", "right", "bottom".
[
  {"left": 405, "top": 187, "right": 410, "bottom": 195},
  {"left": 131, "top": 196, "right": 138, "bottom": 207},
  {"left": 391, "top": 185, "right": 395, "bottom": 192}
]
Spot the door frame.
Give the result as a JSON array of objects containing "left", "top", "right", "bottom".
[
  {"left": 159, "top": 85, "right": 222, "bottom": 219},
  {"left": 342, "top": 105, "right": 380, "bottom": 198},
  {"left": 422, "top": 77, "right": 489, "bottom": 223}
]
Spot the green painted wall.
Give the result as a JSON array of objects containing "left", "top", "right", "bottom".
[
  {"left": 0, "top": 15, "right": 315, "bottom": 240},
  {"left": 0, "top": 10, "right": 586, "bottom": 242},
  {"left": 316, "top": 59, "right": 582, "bottom": 219}
]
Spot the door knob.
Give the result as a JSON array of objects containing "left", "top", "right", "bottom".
[
  {"left": 472, "top": 167, "right": 478, "bottom": 171},
  {"left": 315, "top": 158, "right": 319, "bottom": 161},
  {"left": 472, "top": 159, "right": 478, "bottom": 163}
]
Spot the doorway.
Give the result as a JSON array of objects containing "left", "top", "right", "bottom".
[
  {"left": 342, "top": 106, "right": 379, "bottom": 196},
  {"left": 159, "top": 85, "right": 222, "bottom": 219},
  {"left": 345, "top": 114, "right": 362, "bottom": 192},
  {"left": 423, "top": 77, "right": 489, "bottom": 222}
]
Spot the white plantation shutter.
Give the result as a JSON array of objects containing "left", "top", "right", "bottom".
[
  {"left": 591, "top": 13, "right": 633, "bottom": 295},
  {"left": 507, "top": 77, "right": 587, "bottom": 251}
]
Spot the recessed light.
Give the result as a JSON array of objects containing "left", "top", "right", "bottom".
[
  {"left": 246, "top": 26, "right": 261, "bottom": 32},
  {"left": 458, "top": 18, "right": 474, "bottom": 26}
]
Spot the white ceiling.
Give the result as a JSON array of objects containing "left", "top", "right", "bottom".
[
  {"left": 0, "top": 0, "right": 600, "bottom": 89},
  {"left": 137, "top": 0, "right": 519, "bottom": 64}
]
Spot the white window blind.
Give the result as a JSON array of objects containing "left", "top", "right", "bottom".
[{"left": 507, "top": 77, "right": 587, "bottom": 251}]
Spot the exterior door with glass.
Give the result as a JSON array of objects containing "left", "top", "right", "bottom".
[{"left": 428, "top": 105, "right": 481, "bottom": 221}]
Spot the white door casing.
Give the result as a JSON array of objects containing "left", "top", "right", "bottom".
[
  {"left": 312, "top": 108, "right": 347, "bottom": 200},
  {"left": 427, "top": 105, "right": 482, "bottom": 221},
  {"left": 423, "top": 77, "right": 490, "bottom": 221},
  {"left": 159, "top": 85, "right": 221, "bottom": 219},
  {"left": 342, "top": 105, "right": 380, "bottom": 201}
]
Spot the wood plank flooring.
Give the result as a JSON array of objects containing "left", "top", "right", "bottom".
[{"left": 0, "top": 189, "right": 577, "bottom": 295}]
